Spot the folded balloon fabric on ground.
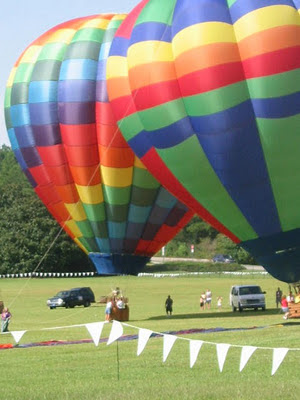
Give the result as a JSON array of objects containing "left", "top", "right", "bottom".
[{"left": 5, "top": 0, "right": 300, "bottom": 283}]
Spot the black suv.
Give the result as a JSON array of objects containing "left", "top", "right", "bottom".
[{"left": 47, "top": 287, "right": 95, "bottom": 309}]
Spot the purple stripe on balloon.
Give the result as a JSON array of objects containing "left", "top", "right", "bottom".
[
  {"left": 32, "top": 124, "right": 61, "bottom": 146},
  {"left": 58, "top": 80, "right": 95, "bottom": 102},
  {"left": 20, "top": 146, "right": 42, "bottom": 168},
  {"left": 95, "top": 79, "right": 108, "bottom": 102},
  {"left": 58, "top": 102, "right": 95, "bottom": 124}
]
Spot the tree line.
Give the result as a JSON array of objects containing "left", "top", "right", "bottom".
[{"left": 0, "top": 146, "right": 254, "bottom": 274}]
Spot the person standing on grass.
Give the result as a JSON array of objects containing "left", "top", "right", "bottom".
[
  {"left": 200, "top": 292, "right": 206, "bottom": 310},
  {"left": 281, "top": 295, "right": 289, "bottom": 319},
  {"left": 205, "top": 289, "right": 212, "bottom": 310},
  {"left": 1, "top": 307, "right": 12, "bottom": 332},
  {"left": 165, "top": 295, "right": 173, "bottom": 316},
  {"left": 275, "top": 287, "right": 282, "bottom": 308}
]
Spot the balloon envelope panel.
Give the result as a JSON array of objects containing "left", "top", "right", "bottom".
[
  {"left": 107, "top": 0, "right": 300, "bottom": 283},
  {"left": 5, "top": 13, "right": 193, "bottom": 275}
]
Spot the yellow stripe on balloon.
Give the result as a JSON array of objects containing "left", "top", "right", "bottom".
[
  {"left": 127, "top": 41, "right": 173, "bottom": 69},
  {"left": 74, "top": 238, "right": 89, "bottom": 254},
  {"left": 106, "top": 56, "right": 128, "bottom": 78},
  {"left": 76, "top": 184, "right": 104, "bottom": 204},
  {"left": 80, "top": 17, "right": 111, "bottom": 29},
  {"left": 6, "top": 67, "right": 17, "bottom": 88},
  {"left": 46, "top": 29, "right": 76, "bottom": 44},
  {"left": 234, "top": 5, "right": 299, "bottom": 42},
  {"left": 113, "top": 14, "right": 127, "bottom": 21},
  {"left": 65, "top": 220, "right": 83, "bottom": 237},
  {"left": 134, "top": 157, "right": 147, "bottom": 170},
  {"left": 65, "top": 202, "right": 87, "bottom": 221},
  {"left": 19, "top": 45, "right": 42, "bottom": 64},
  {"left": 172, "top": 22, "right": 236, "bottom": 58},
  {"left": 101, "top": 166, "right": 133, "bottom": 187}
]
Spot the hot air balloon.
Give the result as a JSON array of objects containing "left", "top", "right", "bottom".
[
  {"left": 4, "top": 13, "right": 193, "bottom": 275},
  {"left": 107, "top": 0, "right": 300, "bottom": 283}
]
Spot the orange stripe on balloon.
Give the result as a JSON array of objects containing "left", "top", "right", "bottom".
[
  {"left": 56, "top": 184, "right": 79, "bottom": 204},
  {"left": 99, "top": 145, "right": 134, "bottom": 168},
  {"left": 238, "top": 25, "right": 300, "bottom": 60},
  {"left": 69, "top": 165, "right": 101, "bottom": 186},
  {"left": 64, "top": 144, "right": 99, "bottom": 167},
  {"left": 106, "top": 76, "right": 132, "bottom": 100},
  {"left": 175, "top": 42, "right": 240, "bottom": 78},
  {"left": 129, "top": 61, "right": 177, "bottom": 91}
]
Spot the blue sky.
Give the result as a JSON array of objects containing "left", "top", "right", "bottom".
[{"left": 0, "top": 0, "right": 141, "bottom": 145}]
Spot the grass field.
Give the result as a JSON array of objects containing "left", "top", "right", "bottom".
[{"left": 0, "top": 273, "right": 299, "bottom": 400}]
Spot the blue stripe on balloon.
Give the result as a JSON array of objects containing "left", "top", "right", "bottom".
[
  {"left": 14, "top": 125, "right": 35, "bottom": 148},
  {"left": 108, "top": 222, "right": 127, "bottom": 238},
  {"left": 241, "top": 227, "right": 300, "bottom": 283},
  {"left": 126, "top": 222, "right": 145, "bottom": 239},
  {"left": 96, "top": 80, "right": 108, "bottom": 102},
  {"left": 29, "top": 103, "right": 58, "bottom": 125},
  {"left": 128, "top": 117, "right": 194, "bottom": 158},
  {"left": 147, "top": 205, "right": 170, "bottom": 225},
  {"left": 197, "top": 118, "right": 281, "bottom": 237},
  {"left": 109, "top": 37, "right": 128, "bottom": 57},
  {"left": 95, "top": 238, "right": 110, "bottom": 253},
  {"left": 229, "top": 0, "right": 297, "bottom": 24},
  {"left": 252, "top": 92, "right": 300, "bottom": 119},
  {"left": 155, "top": 187, "right": 177, "bottom": 209},
  {"left": 24, "top": 169, "right": 37, "bottom": 188},
  {"left": 172, "top": 0, "right": 232, "bottom": 37},
  {"left": 10, "top": 104, "right": 30, "bottom": 127},
  {"left": 29, "top": 81, "right": 57, "bottom": 103},
  {"left": 99, "top": 42, "right": 112, "bottom": 60},
  {"left": 96, "top": 59, "right": 107, "bottom": 81},
  {"left": 130, "top": 22, "right": 172, "bottom": 45},
  {"left": 59, "top": 59, "right": 98, "bottom": 81},
  {"left": 58, "top": 80, "right": 95, "bottom": 102},
  {"left": 128, "top": 204, "right": 151, "bottom": 223},
  {"left": 14, "top": 148, "right": 27, "bottom": 170},
  {"left": 7, "top": 129, "right": 18, "bottom": 150}
]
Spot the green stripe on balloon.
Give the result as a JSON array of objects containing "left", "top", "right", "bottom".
[{"left": 156, "top": 135, "right": 258, "bottom": 241}]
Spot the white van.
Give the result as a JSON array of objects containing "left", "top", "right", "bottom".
[{"left": 230, "top": 285, "right": 266, "bottom": 312}]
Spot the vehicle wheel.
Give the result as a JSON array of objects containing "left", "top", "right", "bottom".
[
  {"left": 238, "top": 303, "right": 243, "bottom": 312},
  {"left": 254, "top": 308, "right": 258, "bottom": 311},
  {"left": 262, "top": 306, "right": 266, "bottom": 311},
  {"left": 69, "top": 305, "right": 75, "bottom": 308},
  {"left": 65, "top": 304, "right": 69, "bottom": 309},
  {"left": 84, "top": 301, "right": 90, "bottom": 307},
  {"left": 232, "top": 304, "right": 236, "bottom": 312}
]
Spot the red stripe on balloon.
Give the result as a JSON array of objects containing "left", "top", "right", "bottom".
[
  {"left": 141, "top": 148, "right": 241, "bottom": 244},
  {"left": 115, "top": 0, "right": 149, "bottom": 39},
  {"left": 243, "top": 46, "right": 300, "bottom": 79}
]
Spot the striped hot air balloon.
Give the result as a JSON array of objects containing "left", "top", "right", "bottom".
[
  {"left": 4, "top": 13, "right": 193, "bottom": 275},
  {"left": 107, "top": 0, "right": 300, "bottom": 283}
]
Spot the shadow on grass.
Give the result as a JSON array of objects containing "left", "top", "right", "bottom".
[{"left": 146, "top": 308, "right": 290, "bottom": 321}]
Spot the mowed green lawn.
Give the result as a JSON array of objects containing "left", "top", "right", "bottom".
[{"left": 0, "top": 273, "right": 299, "bottom": 400}]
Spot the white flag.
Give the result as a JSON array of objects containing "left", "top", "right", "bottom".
[
  {"left": 240, "top": 346, "right": 257, "bottom": 372},
  {"left": 85, "top": 322, "right": 105, "bottom": 346},
  {"left": 189, "top": 340, "right": 203, "bottom": 368},
  {"left": 137, "top": 328, "right": 153, "bottom": 356},
  {"left": 216, "top": 343, "right": 230, "bottom": 372},
  {"left": 272, "top": 348, "right": 289, "bottom": 375},
  {"left": 163, "top": 334, "right": 177, "bottom": 362},
  {"left": 11, "top": 330, "right": 26, "bottom": 344},
  {"left": 107, "top": 320, "right": 123, "bottom": 345}
]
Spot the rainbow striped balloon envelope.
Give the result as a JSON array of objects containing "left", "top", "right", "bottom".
[
  {"left": 107, "top": 0, "right": 300, "bottom": 283},
  {"left": 4, "top": 13, "right": 193, "bottom": 275}
]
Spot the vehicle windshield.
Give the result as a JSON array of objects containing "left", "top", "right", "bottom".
[
  {"left": 56, "top": 291, "right": 69, "bottom": 297},
  {"left": 239, "top": 286, "right": 262, "bottom": 295}
]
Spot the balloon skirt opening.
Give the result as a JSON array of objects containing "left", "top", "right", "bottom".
[{"left": 89, "top": 253, "right": 150, "bottom": 276}]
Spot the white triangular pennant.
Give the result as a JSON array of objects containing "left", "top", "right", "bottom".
[
  {"left": 85, "top": 322, "right": 105, "bottom": 346},
  {"left": 137, "top": 328, "right": 153, "bottom": 356},
  {"left": 216, "top": 343, "right": 230, "bottom": 372},
  {"left": 163, "top": 334, "right": 177, "bottom": 362},
  {"left": 11, "top": 330, "right": 26, "bottom": 344},
  {"left": 239, "top": 346, "right": 257, "bottom": 372},
  {"left": 189, "top": 340, "right": 203, "bottom": 368},
  {"left": 107, "top": 320, "right": 123, "bottom": 346},
  {"left": 272, "top": 348, "right": 289, "bottom": 375}
]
